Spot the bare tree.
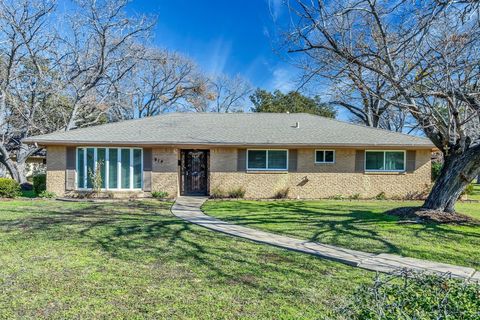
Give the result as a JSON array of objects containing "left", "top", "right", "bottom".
[
  {"left": 209, "top": 74, "right": 252, "bottom": 113},
  {"left": 180, "top": 74, "right": 252, "bottom": 113},
  {"left": 0, "top": 0, "right": 153, "bottom": 184},
  {"left": 57, "top": 0, "right": 154, "bottom": 130},
  {"left": 291, "top": 11, "right": 412, "bottom": 132},
  {"left": 285, "top": 0, "right": 480, "bottom": 213},
  {"left": 0, "top": 0, "right": 57, "bottom": 184},
  {"left": 125, "top": 48, "right": 210, "bottom": 118}
]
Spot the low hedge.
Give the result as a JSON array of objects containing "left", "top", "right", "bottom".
[{"left": 0, "top": 178, "right": 21, "bottom": 198}]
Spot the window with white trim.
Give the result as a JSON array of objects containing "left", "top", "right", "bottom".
[
  {"left": 247, "top": 149, "right": 288, "bottom": 170},
  {"left": 76, "top": 147, "right": 143, "bottom": 190},
  {"left": 315, "top": 150, "right": 335, "bottom": 163},
  {"left": 365, "top": 151, "right": 405, "bottom": 172}
]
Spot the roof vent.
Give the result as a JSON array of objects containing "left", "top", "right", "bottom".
[{"left": 294, "top": 121, "right": 300, "bottom": 128}]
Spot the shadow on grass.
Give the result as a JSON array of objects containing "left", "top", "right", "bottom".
[
  {"left": 204, "top": 201, "right": 480, "bottom": 259},
  {"left": 0, "top": 201, "right": 315, "bottom": 290}
]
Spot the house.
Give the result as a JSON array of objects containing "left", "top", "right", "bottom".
[{"left": 23, "top": 113, "right": 435, "bottom": 198}]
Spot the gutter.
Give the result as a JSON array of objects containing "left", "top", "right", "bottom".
[{"left": 22, "top": 139, "right": 436, "bottom": 150}]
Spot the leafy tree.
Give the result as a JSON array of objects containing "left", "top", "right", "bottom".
[{"left": 250, "top": 89, "right": 336, "bottom": 118}]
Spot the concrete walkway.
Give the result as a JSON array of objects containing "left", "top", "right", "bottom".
[{"left": 171, "top": 196, "right": 479, "bottom": 281}]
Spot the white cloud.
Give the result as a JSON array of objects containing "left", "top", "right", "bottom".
[
  {"left": 205, "top": 38, "right": 232, "bottom": 77},
  {"left": 267, "top": 0, "right": 284, "bottom": 22},
  {"left": 270, "top": 67, "right": 295, "bottom": 92}
]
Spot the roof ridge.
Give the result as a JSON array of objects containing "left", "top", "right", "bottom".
[{"left": 300, "top": 113, "right": 429, "bottom": 141}]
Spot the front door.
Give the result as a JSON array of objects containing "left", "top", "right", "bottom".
[{"left": 181, "top": 150, "right": 209, "bottom": 195}]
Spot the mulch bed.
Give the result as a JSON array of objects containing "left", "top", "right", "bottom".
[{"left": 386, "top": 206, "right": 478, "bottom": 224}]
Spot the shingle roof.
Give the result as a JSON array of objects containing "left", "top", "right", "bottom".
[{"left": 23, "top": 112, "right": 434, "bottom": 148}]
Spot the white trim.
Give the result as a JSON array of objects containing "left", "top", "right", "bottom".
[
  {"left": 314, "top": 149, "right": 335, "bottom": 164},
  {"left": 83, "top": 148, "right": 87, "bottom": 188},
  {"left": 117, "top": 148, "right": 121, "bottom": 189},
  {"left": 75, "top": 146, "right": 143, "bottom": 191},
  {"left": 105, "top": 147, "right": 109, "bottom": 190},
  {"left": 364, "top": 150, "right": 406, "bottom": 172},
  {"left": 129, "top": 148, "right": 133, "bottom": 189},
  {"left": 246, "top": 149, "right": 289, "bottom": 171}
]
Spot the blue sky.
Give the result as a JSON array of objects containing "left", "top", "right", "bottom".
[{"left": 128, "top": 0, "right": 298, "bottom": 92}]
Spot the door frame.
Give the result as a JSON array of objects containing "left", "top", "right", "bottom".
[{"left": 179, "top": 149, "right": 210, "bottom": 196}]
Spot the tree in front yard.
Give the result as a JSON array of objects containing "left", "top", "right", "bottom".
[
  {"left": 282, "top": 0, "right": 480, "bottom": 213},
  {"left": 0, "top": 0, "right": 153, "bottom": 184}
]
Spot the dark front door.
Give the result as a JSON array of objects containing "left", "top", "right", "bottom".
[{"left": 181, "top": 150, "right": 209, "bottom": 195}]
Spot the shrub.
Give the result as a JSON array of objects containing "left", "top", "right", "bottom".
[
  {"left": 431, "top": 162, "right": 443, "bottom": 182},
  {"left": 0, "top": 178, "right": 21, "bottom": 198},
  {"left": 32, "top": 174, "right": 46, "bottom": 195},
  {"left": 340, "top": 271, "right": 480, "bottom": 320},
  {"left": 88, "top": 161, "right": 104, "bottom": 194},
  {"left": 39, "top": 190, "right": 56, "bottom": 198},
  {"left": 210, "top": 187, "right": 226, "bottom": 199},
  {"left": 273, "top": 187, "right": 289, "bottom": 199},
  {"left": 375, "top": 192, "right": 387, "bottom": 200},
  {"left": 210, "top": 187, "right": 246, "bottom": 199},
  {"left": 330, "top": 194, "right": 344, "bottom": 200},
  {"left": 151, "top": 190, "right": 169, "bottom": 199},
  {"left": 227, "top": 187, "right": 246, "bottom": 199},
  {"left": 348, "top": 193, "right": 361, "bottom": 200}
]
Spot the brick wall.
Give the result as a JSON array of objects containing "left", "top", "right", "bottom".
[
  {"left": 46, "top": 146, "right": 67, "bottom": 196},
  {"left": 209, "top": 147, "right": 431, "bottom": 199},
  {"left": 46, "top": 145, "right": 431, "bottom": 199},
  {"left": 151, "top": 147, "right": 179, "bottom": 197}
]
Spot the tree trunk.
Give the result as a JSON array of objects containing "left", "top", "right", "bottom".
[
  {"left": 0, "top": 156, "right": 20, "bottom": 182},
  {"left": 0, "top": 144, "right": 19, "bottom": 181},
  {"left": 0, "top": 143, "right": 37, "bottom": 185},
  {"left": 14, "top": 144, "right": 39, "bottom": 185},
  {"left": 14, "top": 159, "right": 28, "bottom": 185},
  {"left": 0, "top": 163, "right": 5, "bottom": 177},
  {"left": 423, "top": 147, "right": 480, "bottom": 213}
]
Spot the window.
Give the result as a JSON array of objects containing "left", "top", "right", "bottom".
[
  {"left": 76, "top": 147, "right": 142, "bottom": 190},
  {"left": 315, "top": 150, "right": 335, "bottom": 163},
  {"left": 78, "top": 148, "right": 85, "bottom": 188},
  {"left": 247, "top": 150, "right": 288, "bottom": 171},
  {"left": 365, "top": 151, "right": 405, "bottom": 172},
  {"left": 108, "top": 149, "right": 118, "bottom": 189},
  {"left": 121, "top": 149, "right": 130, "bottom": 189}
]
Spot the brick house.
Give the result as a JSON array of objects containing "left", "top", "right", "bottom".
[{"left": 23, "top": 113, "right": 435, "bottom": 198}]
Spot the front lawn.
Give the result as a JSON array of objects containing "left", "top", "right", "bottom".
[
  {"left": 203, "top": 200, "right": 480, "bottom": 270},
  {"left": 0, "top": 200, "right": 370, "bottom": 319},
  {"left": 469, "top": 184, "right": 480, "bottom": 201}
]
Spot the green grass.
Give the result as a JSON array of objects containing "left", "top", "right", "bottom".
[
  {"left": 468, "top": 184, "right": 480, "bottom": 201},
  {"left": 0, "top": 200, "right": 370, "bottom": 319},
  {"left": 203, "top": 200, "right": 480, "bottom": 270}
]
